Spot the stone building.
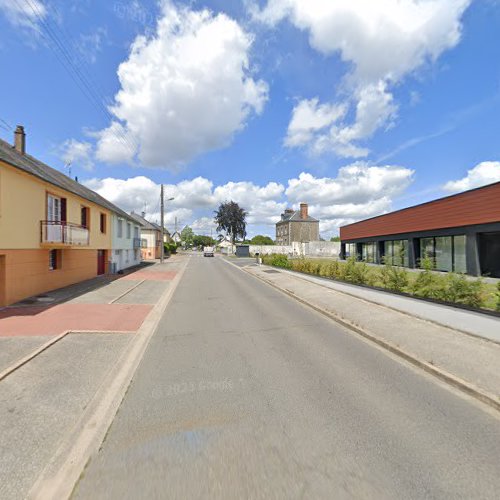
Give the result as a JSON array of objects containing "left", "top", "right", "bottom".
[{"left": 275, "top": 203, "right": 319, "bottom": 245}]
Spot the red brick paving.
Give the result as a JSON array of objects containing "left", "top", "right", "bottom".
[
  {"left": 0, "top": 303, "right": 153, "bottom": 337},
  {"left": 120, "top": 271, "right": 177, "bottom": 281}
]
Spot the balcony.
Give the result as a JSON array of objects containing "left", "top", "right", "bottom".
[
  {"left": 41, "top": 220, "right": 90, "bottom": 247},
  {"left": 133, "top": 237, "right": 142, "bottom": 249}
]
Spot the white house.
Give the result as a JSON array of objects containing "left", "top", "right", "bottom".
[{"left": 111, "top": 213, "right": 142, "bottom": 272}]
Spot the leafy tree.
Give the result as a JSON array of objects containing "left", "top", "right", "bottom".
[
  {"left": 330, "top": 236, "right": 341, "bottom": 242},
  {"left": 250, "top": 235, "right": 275, "bottom": 245},
  {"left": 193, "top": 235, "right": 215, "bottom": 247},
  {"left": 181, "top": 225, "right": 194, "bottom": 247},
  {"left": 214, "top": 201, "right": 247, "bottom": 245}
]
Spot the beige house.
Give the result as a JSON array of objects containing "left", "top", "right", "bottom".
[{"left": 275, "top": 203, "right": 319, "bottom": 245}]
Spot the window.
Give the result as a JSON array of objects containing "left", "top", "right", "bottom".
[
  {"left": 141, "top": 238, "right": 147, "bottom": 248},
  {"left": 345, "top": 243, "right": 357, "bottom": 259},
  {"left": 453, "top": 235, "right": 467, "bottom": 273},
  {"left": 127, "top": 223, "right": 131, "bottom": 239},
  {"left": 100, "top": 213, "right": 106, "bottom": 233},
  {"left": 383, "top": 240, "right": 409, "bottom": 267},
  {"left": 117, "top": 219, "right": 123, "bottom": 238},
  {"left": 49, "top": 249, "right": 60, "bottom": 270},
  {"left": 419, "top": 235, "right": 466, "bottom": 272},
  {"left": 361, "top": 242, "right": 377, "bottom": 263},
  {"left": 81, "top": 207, "right": 89, "bottom": 228},
  {"left": 134, "top": 226, "right": 139, "bottom": 238}
]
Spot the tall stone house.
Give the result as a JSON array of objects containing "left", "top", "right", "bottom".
[{"left": 275, "top": 203, "right": 319, "bottom": 245}]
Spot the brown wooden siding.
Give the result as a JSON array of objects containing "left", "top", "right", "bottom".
[{"left": 340, "top": 182, "right": 500, "bottom": 241}]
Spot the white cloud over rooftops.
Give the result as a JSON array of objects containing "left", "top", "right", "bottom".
[
  {"left": 83, "top": 162, "right": 414, "bottom": 236},
  {"left": 443, "top": 161, "right": 500, "bottom": 193}
]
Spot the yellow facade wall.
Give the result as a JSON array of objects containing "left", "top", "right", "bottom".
[
  {"left": 0, "top": 161, "right": 112, "bottom": 250},
  {"left": 0, "top": 249, "right": 100, "bottom": 306}
]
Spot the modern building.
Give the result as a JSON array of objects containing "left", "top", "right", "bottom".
[
  {"left": 339, "top": 181, "right": 500, "bottom": 277},
  {"left": 0, "top": 126, "right": 135, "bottom": 307},
  {"left": 276, "top": 203, "right": 319, "bottom": 245},
  {"left": 110, "top": 213, "right": 143, "bottom": 273},
  {"left": 128, "top": 212, "right": 162, "bottom": 260}
]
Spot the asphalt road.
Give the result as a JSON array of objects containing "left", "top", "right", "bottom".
[{"left": 73, "top": 255, "right": 500, "bottom": 499}]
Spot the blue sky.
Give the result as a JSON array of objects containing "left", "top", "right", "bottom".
[{"left": 1, "top": 0, "right": 499, "bottom": 238}]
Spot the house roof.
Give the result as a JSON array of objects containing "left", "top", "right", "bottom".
[
  {"left": 277, "top": 209, "right": 319, "bottom": 224},
  {"left": 128, "top": 212, "right": 160, "bottom": 231},
  {"left": 0, "top": 137, "right": 138, "bottom": 223}
]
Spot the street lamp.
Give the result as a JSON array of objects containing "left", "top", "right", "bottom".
[{"left": 160, "top": 187, "right": 175, "bottom": 263}]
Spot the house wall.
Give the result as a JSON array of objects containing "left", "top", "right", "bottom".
[
  {"left": 0, "top": 161, "right": 112, "bottom": 250},
  {"left": 111, "top": 215, "right": 141, "bottom": 272},
  {"left": 0, "top": 248, "right": 98, "bottom": 306},
  {"left": 0, "top": 161, "right": 113, "bottom": 306},
  {"left": 290, "top": 221, "right": 319, "bottom": 243},
  {"left": 140, "top": 229, "right": 160, "bottom": 260}
]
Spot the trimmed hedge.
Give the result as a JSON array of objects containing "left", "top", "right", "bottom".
[{"left": 261, "top": 254, "right": 495, "bottom": 311}]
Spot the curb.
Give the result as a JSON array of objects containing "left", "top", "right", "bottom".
[
  {"left": 27, "top": 256, "right": 190, "bottom": 500},
  {"left": 224, "top": 259, "right": 500, "bottom": 413},
  {"left": 277, "top": 267, "right": 500, "bottom": 346}
]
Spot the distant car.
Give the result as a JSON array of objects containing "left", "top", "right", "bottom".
[{"left": 203, "top": 246, "right": 214, "bottom": 257}]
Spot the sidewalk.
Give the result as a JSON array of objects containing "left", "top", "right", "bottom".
[
  {"left": 0, "top": 256, "right": 187, "bottom": 500},
  {"left": 281, "top": 268, "right": 500, "bottom": 344},
  {"left": 239, "top": 262, "right": 500, "bottom": 411}
]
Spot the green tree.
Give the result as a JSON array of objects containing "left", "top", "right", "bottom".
[
  {"left": 330, "top": 236, "right": 341, "bottom": 242},
  {"left": 250, "top": 235, "right": 275, "bottom": 245},
  {"left": 181, "top": 225, "right": 194, "bottom": 248},
  {"left": 193, "top": 235, "right": 215, "bottom": 247},
  {"left": 214, "top": 201, "right": 247, "bottom": 245}
]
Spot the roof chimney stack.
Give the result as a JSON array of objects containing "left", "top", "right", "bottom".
[
  {"left": 141, "top": 211, "right": 146, "bottom": 218},
  {"left": 300, "top": 203, "right": 308, "bottom": 219},
  {"left": 14, "top": 125, "right": 26, "bottom": 154}
]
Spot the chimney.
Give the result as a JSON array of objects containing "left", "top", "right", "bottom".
[
  {"left": 14, "top": 125, "right": 26, "bottom": 154},
  {"left": 300, "top": 203, "right": 308, "bottom": 219},
  {"left": 141, "top": 211, "right": 146, "bottom": 218}
]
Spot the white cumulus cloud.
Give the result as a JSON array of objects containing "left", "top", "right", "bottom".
[
  {"left": 0, "top": 0, "right": 47, "bottom": 31},
  {"left": 255, "top": 0, "right": 471, "bottom": 158},
  {"left": 443, "top": 161, "right": 500, "bottom": 192},
  {"left": 96, "top": 2, "right": 268, "bottom": 169},
  {"left": 59, "top": 139, "right": 94, "bottom": 171}
]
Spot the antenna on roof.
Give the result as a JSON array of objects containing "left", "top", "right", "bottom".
[{"left": 64, "top": 161, "right": 72, "bottom": 178}]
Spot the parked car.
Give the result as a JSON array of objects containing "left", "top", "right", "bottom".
[{"left": 203, "top": 246, "right": 214, "bottom": 257}]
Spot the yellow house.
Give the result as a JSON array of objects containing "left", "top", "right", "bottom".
[{"left": 0, "top": 126, "right": 128, "bottom": 307}]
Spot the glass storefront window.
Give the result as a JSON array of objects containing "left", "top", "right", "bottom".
[
  {"left": 419, "top": 235, "right": 466, "bottom": 272},
  {"left": 361, "top": 242, "right": 376, "bottom": 263},
  {"left": 345, "top": 243, "right": 357, "bottom": 259},
  {"left": 435, "top": 236, "right": 453, "bottom": 272},
  {"left": 453, "top": 235, "right": 467, "bottom": 273},
  {"left": 383, "top": 239, "right": 409, "bottom": 267}
]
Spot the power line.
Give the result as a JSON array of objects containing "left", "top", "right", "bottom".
[
  {"left": 0, "top": 118, "right": 13, "bottom": 131},
  {"left": 15, "top": 0, "right": 137, "bottom": 155}
]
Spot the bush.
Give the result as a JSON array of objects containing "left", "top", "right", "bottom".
[
  {"left": 339, "top": 257, "right": 372, "bottom": 285},
  {"left": 411, "top": 257, "right": 442, "bottom": 299},
  {"left": 268, "top": 254, "right": 292, "bottom": 269},
  {"left": 441, "top": 273, "right": 485, "bottom": 309},
  {"left": 378, "top": 264, "right": 410, "bottom": 292},
  {"left": 496, "top": 282, "right": 500, "bottom": 312}
]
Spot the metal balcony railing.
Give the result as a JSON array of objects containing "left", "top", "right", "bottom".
[
  {"left": 133, "top": 237, "right": 142, "bottom": 249},
  {"left": 41, "top": 220, "right": 90, "bottom": 246}
]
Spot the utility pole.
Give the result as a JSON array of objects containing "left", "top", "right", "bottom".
[{"left": 160, "top": 184, "right": 164, "bottom": 264}]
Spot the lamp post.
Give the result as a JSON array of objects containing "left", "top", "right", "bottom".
[{"left": 160, "top": 185, "right": 175, "bottom": 264}]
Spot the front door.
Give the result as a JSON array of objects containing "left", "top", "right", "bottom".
[
  {"left": 0, "top": 255, "right": 6, "bottom": 307},
  {"left": 97, "top": 250, "right": 106, "bottom": 275}
]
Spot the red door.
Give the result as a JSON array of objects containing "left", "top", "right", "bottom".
[{"left": 97, "top": 250, "right": 106, "bottom": 275}]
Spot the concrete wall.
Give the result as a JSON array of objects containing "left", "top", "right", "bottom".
[{"left": 249, "top": 241, "right": 340, "bottom": 258}]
